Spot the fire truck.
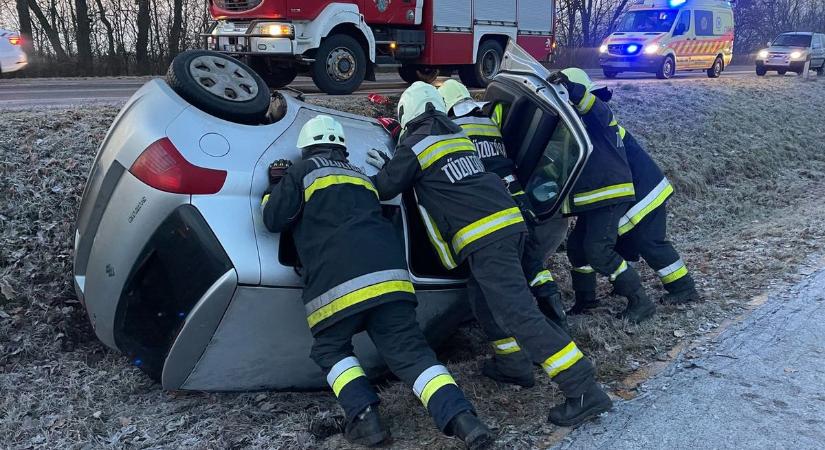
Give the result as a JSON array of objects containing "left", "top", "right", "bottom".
[{"left": 204, "top": 0, "right": 556, "bottom": 94}]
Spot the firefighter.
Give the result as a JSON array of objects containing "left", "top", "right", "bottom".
[
  {"left": 365, "top": 82, "right": 612, "bottom": 427},
  {"left": 584, "top": 82, "right": 700, "bottom": 305},
  {"left": 546, "top": 68, "right": 657, "bottom": 324},
  {"left": 261, "top": 115, "right": 492, "bottom": 449},
  {"left": 437, "top": 79, "right": 568, "bottom": 331}
]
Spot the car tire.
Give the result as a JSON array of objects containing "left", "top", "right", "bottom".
[
  {"left": 398, "top": 65, "right": 440, "bottom": 84},
  {"left": 250, "top": 58, "right": 298, "bottom": 89},
  {"left": 777, "top": 69, "right": 787, "bottom": 75},
  {"left": 707, "top": 57, "right": 723, "bottom": 78},
  {"left": 756, "top": 66, "right": 767, "bottom": 76},
  {"left": 311, "top": 34, "right": 367, "bottom": 95},
  {"left": 603, "top": 70, "right": 619, "bottom": 79},
  {"left": 460, "top": 39, "right": 505, "bottom": 88},
  {"left": 656, "top": 55, "right": 675, "bottom": 79},
  {"left": 817, "top": 60, "right": 825, "bottom": 75},
  {"left": 166, "top": 50, "right": 271, "bottom": 125}
]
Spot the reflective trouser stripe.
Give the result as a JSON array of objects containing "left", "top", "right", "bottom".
[
  {"left": 530, "top": 270, "right": 555, "bottom": 287},
  {"left": 511, "top": 190, "right": 526, "bottom": 197},
  {"left": 417, "top": 138, "right": 477, "bottom": 170},
  {"left": 327, "top": 356, "right": 367, "bottom": 397},
  {"left": 418, "top": 205, "right": 457, "bottom": 269},
  {"left": 412, "top": 365, "right": 458, "bottom": 407},
  {"left": 618, "top": 125, "right": 627, "bottom": 139},
  {"left": 618, "top": 178, "right": 674, "bottom": 236},
  {"left": 261, "top": 194, "right": 270, "bottom": 206},
  {"left": 609, "top": 118, "right": 618, "bottom": 126},
  {"left": 306, "top": 270, "right": 415, "bottom": 328},
  {"left": 491, "top": 337, "right": 521, "bottom": 355},
  {"left": 304, "top": 175, "right": 378, "bottom": 202},
  {"left": 541, "top": 342, "right": 585, "bottom": 378},
  {"left": 572, "top": 265, "right": 595, "bottom": 274},
  {"left": 610, "top": 260, "right": 628, "bottom": 282},
  {"left": 492, "top": 103, "right": 503, "bottom": 128},
  {"left": 577, "top": 92, "right": 596, "bottom": 114},
  {"left": 657, "top": 258, "right": 688, "bottom": 284},
  {"left": 452, "top": 207, "right": 524, "bottom": 254},
  {"left": 573, "top": 183, "right": 635, "bottom": 206}
]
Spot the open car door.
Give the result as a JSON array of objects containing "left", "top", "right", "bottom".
[{"left": 484, "top": 41, "right": 593, "bottom": 220}]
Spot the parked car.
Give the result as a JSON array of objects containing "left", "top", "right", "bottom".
[
  {"left": 0, "top": 29, "right": 28, "bottom": 74},
  {"left": 73, "top": 42, "right": 592, "bottom": 391},
  {"left": 755, "top": 32, "right": 825, "bottom": 76}
]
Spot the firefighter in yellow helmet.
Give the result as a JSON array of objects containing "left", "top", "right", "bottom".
[
  {"left": 366, "top": 82, "right": 613, "bottom": 427},
  {"left": 547, "top": 68, "right": 656, "bottom": 323},
  {"left": 262, "top": 115, "right": 492, "bottom": 449}
]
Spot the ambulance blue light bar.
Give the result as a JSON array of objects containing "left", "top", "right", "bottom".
[{"left": 669, "top": 0, "right": 687, "bottom": 6}]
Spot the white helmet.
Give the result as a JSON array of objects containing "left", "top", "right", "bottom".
[
  {"left": 397, "top": 81, "right": 447, "bottom": 128},
  {"left": 297, "top": 115, "right": 346, "bottom": 149}
]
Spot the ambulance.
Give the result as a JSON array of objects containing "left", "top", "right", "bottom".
[{"left": 598, "top": 0, "right": 734, "bottom": 79}]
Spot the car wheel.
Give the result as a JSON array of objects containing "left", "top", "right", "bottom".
[
  {"left": 756, "top": 66, "right": 767, "bottom": 76},
  {"left": 656, "top": 55, "right": 675, "bottom": 79},
  {"left": 707, "top": 57, "right": 723, "bottom": 78},
  {"left": 603, "top": 70, "right": 619, "bottom": 79},
  {"left": 460, "top": 39, "right": 504, "bottom": 88},
  {"left": 250, "top": 58, "right": 298, "bottom": 89},
  {"left": 167, "top": 50, "right": 271, "bottom": 125},
  {"left": 311, "top": 34, "right": 367, "bottom": 95},
  {"left": 777, "top": 69, "right": 787, "bottom": 75},
  {"left": 398, "top": 65, "right": 440, "bottom": 84}
]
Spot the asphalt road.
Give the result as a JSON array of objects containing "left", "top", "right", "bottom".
[
  {"left": 555, "top": 264, "right": 825, "bottom": 449},
  {"left": 0, "top": 66, "right": 757, "bottom": 108}
]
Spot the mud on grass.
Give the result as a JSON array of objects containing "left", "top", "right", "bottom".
[{"left": 1, "top": 75, "right": 825, "bottom": 449}]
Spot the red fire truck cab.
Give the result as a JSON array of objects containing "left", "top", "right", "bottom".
[{"left": 204, "top": 0, "right": 556, "bottom": 94}]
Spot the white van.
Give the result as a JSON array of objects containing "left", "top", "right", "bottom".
[
  {"left": 0, "top": 29, "right": 28, "bottom": 74},
  {"left": 598, "top": 0, "right": 734, "bottom": 79}
]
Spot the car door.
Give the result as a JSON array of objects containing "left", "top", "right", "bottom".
[
  {"left": 691, "top": 9, "right": 716, "bottom": 68},
  {"left": 483, "top": 41, "right": 592, "bottom": 221},
  {"left": 670, "top": 9, "right": 694, "bottom": 69},
  {"left": 812, "top": 34, "right": 825, "bottom": 68}
]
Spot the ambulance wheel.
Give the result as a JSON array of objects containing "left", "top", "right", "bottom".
[
  {"left": 311, "top": 34, "right": 367, "bottom": 95},
  {"left": 756, "top": 66, "right": 767, "bottom": 76},
  {"left": 460, "top": 39, "right": 504, "bottom": 88},
  {"left": 656, "top": 56, "right": 675, "bottom": 79},
  {"left": 603, "top": 70, "right": 619, "bottom": 79},
  {"left": 707, "top": 57, "right": 723, "bottom": 78},
  {"left": 398, "top": 65, "right": 440, "bottom": 84}
]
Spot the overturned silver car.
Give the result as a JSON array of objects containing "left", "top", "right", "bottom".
[{"left": 72, "top": 42, "right": 592, "bottom": 391}]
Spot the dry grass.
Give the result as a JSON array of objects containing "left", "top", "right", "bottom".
[{"left": 1, "top": 75, "right": 825, "bottom": 449}]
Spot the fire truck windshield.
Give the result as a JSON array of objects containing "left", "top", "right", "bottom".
[{"left": 616, "top": 10, "right": 678, "bottom": 33}]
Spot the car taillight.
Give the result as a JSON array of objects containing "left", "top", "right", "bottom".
[
  {"left": 9, "top": 36, "right": 22, "bottom": 46},
  {"left": 129, "top": 138, "right": 227, "bottom": 194}
]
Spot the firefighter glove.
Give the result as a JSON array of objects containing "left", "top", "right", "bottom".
[
  {"left": 547, "top": 71, "right": 570, "bottom": 86},
  {"left": 268, "top": 159, "right": 293, "bottom": 184},
  {"left": 366, "top": 149, "right": 391, "bottom": 170}
]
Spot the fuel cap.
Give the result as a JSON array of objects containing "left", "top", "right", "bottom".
[{"left": 199, "top": 133, "right": 230, "bottom": 157}]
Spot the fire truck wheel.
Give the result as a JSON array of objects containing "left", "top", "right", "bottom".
[
  {"left": 167, "top": 50, "right": 271, "bottom": 125},
  {"left": 250, "top": 59, "right": 298, "bottom": 89},
  {"left": 460, "top": 39, "right": 505, "bottom": 88},
  {"left": 656, "top": 55, "right": 675, "bottom": 79},
  {"left": 311, "top": 34, "right": 367, "bottom": 95},
  {"left": 707, "top": 57, "right": 723, "bottom": 78},
  {"left": 398, "top": 65, "right": 440, "bottom": 84}
]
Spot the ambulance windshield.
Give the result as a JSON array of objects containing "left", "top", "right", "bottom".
[{"left": 617, "top": 9, "right": 678, "bottom": 33}]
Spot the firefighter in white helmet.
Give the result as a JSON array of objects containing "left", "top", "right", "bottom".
[
  {"left": 262, "top": 115, "right": 492, "bottom": 449},
  {"left": 366, "top": 82, "right": 613, "bottom": 427}
]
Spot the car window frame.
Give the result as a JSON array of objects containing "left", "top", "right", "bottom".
[{"left": 694, "top": 10, "right": 714, "bottom": 37}]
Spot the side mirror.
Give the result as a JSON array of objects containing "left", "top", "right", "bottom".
[{"left": 767, "top": 41, "right": 772, "bottom": 47}]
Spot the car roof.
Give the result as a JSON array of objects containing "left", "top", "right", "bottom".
[{"left": 779, "top": 32, "right": 815, "bottom": 36}]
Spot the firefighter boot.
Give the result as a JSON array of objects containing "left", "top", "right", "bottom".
[
  {"left": 344, "top": 405, "right": 390, "bottom": 447},
  {"left": 481, "top": 352, "right": 535, "bottom": 388},
  {"left": 567, "top": 291, "right": 599, "bottom": 316},
  {"left": 446, "top": 411, "right": 494, "bottom": 450},
  {"left": 548, "top": 383, "right": 613, "bottom": 427},
  {"left": 661, "top": 274, "right": 700, "bottom": 305},
  {"left": 618, "top": 288, "right": 656, "bottom": 323},
  {"left": 538, "top": 292, "right": 570, "bottom": 334}
]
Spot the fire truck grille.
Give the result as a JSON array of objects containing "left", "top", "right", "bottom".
[{"left": 214, "top": 0, "right": 262, "bottom": 12}]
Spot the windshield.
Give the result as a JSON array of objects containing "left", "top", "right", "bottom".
[
  {"left": 773, "top": 34, "right": 812, "bottom": 47},
  {"left": 617, "top": 10, "right": 678, "bottom": 33}
]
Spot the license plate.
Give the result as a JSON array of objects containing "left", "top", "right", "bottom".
[
  {"left": 611, "top": 62, "right": 631, "bottom": 68},
  {"left": 769, "top": 58, "right": 788, "bottom": 65}
]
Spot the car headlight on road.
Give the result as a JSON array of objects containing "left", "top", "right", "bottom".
[
  {"left": 790, "top": 51, "right": 803, "bottom": 59},
  {"left": 644, "top": 44, "right": 661, "bottom": 55},
  {"left": 757, "top": 49, "right": 769, "bottom": 58},
  {"left": 599, "top": 44, "right": 608, "bottom": 54}
]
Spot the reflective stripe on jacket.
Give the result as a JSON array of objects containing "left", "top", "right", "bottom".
[{"left": 616, "top": 127, "right": 673, "bottom": 235}]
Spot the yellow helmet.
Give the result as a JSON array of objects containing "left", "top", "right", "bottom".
[
  {"left": 561, "top": 67, "right": 604, "bottom": 93},
  {"left": 398, "top": 81, "right": 447, "bottom": 128},
  {"left": 297, "top": 115, "right": 346, "bottom": 149},
  {"left": 438, "top": 79, "right": 473, "bottom": 114}
]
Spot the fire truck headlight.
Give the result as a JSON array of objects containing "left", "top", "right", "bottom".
[
  {"left": 757, "top": 49, "right": 769, "bottom": 59},
  {"left": 599, "top": 44, "right": 608, "bottom": 54},
  {"left": 261, "top": 23, "right": 295, "bottom": 38},
  {"left": 644, "top": 44, "right": 660, "bottom": 55},
  {"left": 790, "top": 51, "right": 803, "bottom": 59}
]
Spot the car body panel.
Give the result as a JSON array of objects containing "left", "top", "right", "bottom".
[{"left": 0, "top": 29, "right": 27, "bottom": 73}]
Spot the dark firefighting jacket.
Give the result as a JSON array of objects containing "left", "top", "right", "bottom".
[
  {"left": 372, "top": 112, "right": 527, "bottom": 269},
  {"left": 561, "top": 82, "right": 636, "bottom": 216},
  {"left": 262, "top": 145, "right": 416, "bottom": 334},
  {"left": 616, "top": 126, "right": 673, "bottom": 236}
]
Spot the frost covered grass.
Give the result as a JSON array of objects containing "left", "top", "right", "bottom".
[{"left": 1, "top": 75, "right": 825, "bottom": 448}]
